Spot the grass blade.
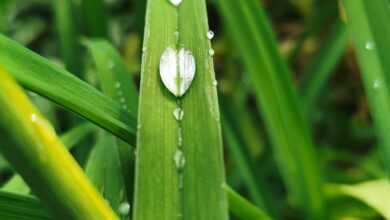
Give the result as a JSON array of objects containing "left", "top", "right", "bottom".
[
  {"left": 0, "top": 67, "right": 118, "bottom": 219},
  {"left": 299, "top": 20, "right": 348, "bottom": 114},
  {"left": 0, "top": 34, "right": 136, "bottom": 144},
  {"left": 85, "top": 38, "right": 137, "bottom": 201},
  {"left": 81, "top": 0, "right": 108, "bottom": 38},
  {"left": 0, "top": 191, "right": 51, "bottom": 220},
  {"left": 53, "top": 0, "right": 82, "bottom": 75},
  {"left": 342, "top": 0, "right": 390, "bottom": 176},
  {"left": 3, "top": 123, "right": 97, "bottom": 195},
  {"left": 223, "top": 185, "right": 272, "bottom": 220},
  {"left": 215, "top": 0, "right": 325, "bottom": 218},
  {"left": 134, "top": 0, "right": 228, "bottom": 219}
]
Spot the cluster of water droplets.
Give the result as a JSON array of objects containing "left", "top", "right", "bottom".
[{"left": 114, "top": 81, "right": 129, "bottom": 111}]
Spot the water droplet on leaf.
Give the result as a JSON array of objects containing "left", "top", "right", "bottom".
[
  {"left": 174, "top": 149, "right": 186, "bottom": 170},
  {"left": 207, "top": 30, "right": 215, "bottom": 40},
  {"left": 173, "top": 107, "right": 184, "bottom": 121},
  {"left": 209, "top": 48, "right": 215, "bottom": 56},
  {"left": 159, "top": 47, "right": 196, "bottom": 97},
  {"left": 118, "top": 202, "right": 130, "bottom": 215},
  {"left": 365, "top": 41, "right": 375, "bottom": 50},
  {"left": 169, "top": 0, "right": 182, "bottom": 6}
]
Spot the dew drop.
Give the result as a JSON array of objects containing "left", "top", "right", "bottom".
[
  {"left": 142, "top": 46, "right": 147, "bottom": 53},
  {"left": 209, "top": 48, "right": 215, "bottom": 56},
  {"left": 137, "top": 124, "right": 142, "bottom": 129},
  {"left": 169, "top": 0, "right": 182, "bottom": 6},
  {"left": 173, "top": 107, "right": 184, "bottom": 121},
  {"left": 159, "top": 47, "right": 196, "bottom": 97},
  {"left": 212, "top": 80, "right": 218, "bottom": 86},
  {"left": 118, "top": 202, "right": 131, "bottom": 215},
  {"left": 120, "top": 98, "right": 126, "bottom": 103},
  {"left": 365, "top": 41, "right": 375, "bottom": 50},
  {"left": 31, "top": 113, "right": 37, "bottom": 122},
  {"left": 115, "top": 82, "right": 121, "bottom": 89},
  {"left": 174, "top": 149, "right": 186, "bottom": 170},
  {"left": 373, "top": 79, "right": 381, "bottom": 90},
  {"left": 207, "top": 30, "right": 215, "bottom": 40}
]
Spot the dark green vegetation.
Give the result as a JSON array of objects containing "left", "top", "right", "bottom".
[{"left": 0, "top": 0, "right": 389, "bottom": 219}]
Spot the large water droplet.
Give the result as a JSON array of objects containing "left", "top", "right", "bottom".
[
  {"left": 174, "top": 149, "right": 186, "bottom": 170},
  {"left": 118, "top": 202, "right": 131, "bottom": 215},
  {"left": 173, "top": 107, "right": 184, "bottom": 121},
  {"left": 365, "top": 41, "right": 375, "bottom": 50},
  {"left": 159, "top": 47, "right": 196, "bottom": 97},
  {"left": 169, "top": 0, "right": 182, "bottom": 6},
  {"left": 207, "top": 30, "right": 215, "bottom": 40}
]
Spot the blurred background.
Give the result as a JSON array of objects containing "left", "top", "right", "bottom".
[{"left": 0, "top": 0, "right": 388, "bottom": 219}]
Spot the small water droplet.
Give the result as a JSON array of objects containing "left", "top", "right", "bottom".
[
  {"left": 137, "top": 124, "right": 142, "bottom": 129},
  {"left": 207, "top": 30, "right": 214, "bottom": 40},
  {"left": 159, "top": 47, "right": 196, "bottom": 97},
  {"left": 209, "top": 48, "right": 215, "bottom": 56},
  {"left": 373, "top": 79, "right": 381, "bottom": 90},
  {"left": 174, "top": 149, "right": 186, "bottom": 170},
  {"left": 31, "top": 114, "right": 37, "bottom": 122},
  {"left": 169, "top": 0, "right": 182, "bottom": 6},
  {"left": 142, "top": 46, "right": 147, "bottom": 53},
  {"left": 174, "top": 31, "right": 179, "bottom": 41},
  {"left": 173, "top": 108, "right": 184, "bottom": 121},
  {"left": 365, "top": 41, "right": 375, "bottom": 50},
  {"left": 212, "top": 80, "right": 218, "bottom": 86},
  {"left": 118, "top": 202, "right": 131, "bottom": 215},
  {"left": 115, "top": 82, "right": 121, "bottom": 89},
  {"left": 120, "top": 98, "right": 126, "bottom": 103}
]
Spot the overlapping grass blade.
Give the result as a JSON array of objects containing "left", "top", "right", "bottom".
[
  {"left": 299, "top": 19, "right": 348, "bottom": 114},
  {"left": 3, "top": 123, "right": 96, "bottom": 195},
  {"left": 325, "top": 179, "right": 390, "bottom": 219},
  {"left": 0, "top": 191, "right": 50, "bottom": 220},
  {"left": 0, "top": 34, "right": 136, "bottom": 144},
  {"left": 0, "top": 67, "right": 118, "bottom": 219},
  {"left": 223, "top": 185, "right": 272, "bottom": 220},
  {"left": 342, "top": 0, "right": 390, "bottom": 176},
  {"left": 53, "top": 0, "right": 82, "bottom": 75},
  {"left": 84, "top": 39, "right": 137, "bottom": 217},
  {"left": 215, "top": 0, "right": 325, "bottom": 218},
  {"left": 134, "top": 0, "right": 228, "bottom": 219}
]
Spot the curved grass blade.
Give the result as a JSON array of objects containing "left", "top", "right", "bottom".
[
  {"left": 0, "top": 34, "right": 136, "bottom": 144},
  {"left": 325, "top": 179, "right": 390, "bottom": 219},
  {"left": 214, "top": 0, "right": 325, "bottom": 218},
  {"left": 0, "top": 67, "right": 118, "bottom": 220},
  {"left": 2, "top": 123, "right": 97, "bottom": 195},
  {"left": 342, "top": 0, "right": 390, "bottom": 177},
  {"left": 223, "top": 185, "right": 272, "bottom": 220},
  {"left": 0, "top": 191, "right": 51, "bottom": 220},
  {"left": 299, "top": 20, "right": 348, "bottom": 114},
  {"left": 84, "top": 38, "right": 137, "bottom": 202},
  {"left": 134, "top": 0, "right": 228, "bottom": 219}
]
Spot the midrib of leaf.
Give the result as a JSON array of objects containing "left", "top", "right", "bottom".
[{"left": 134, "top": 0, "right": 228, "bottom": 220}]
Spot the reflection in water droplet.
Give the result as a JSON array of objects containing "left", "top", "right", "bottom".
[{"left": 365, "top": 41, "right": 375, "bottom": 50}]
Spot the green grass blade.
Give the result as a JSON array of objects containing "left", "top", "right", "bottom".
[
  {"left": 84, "top": 39, "right": 139, "bottom": 114},
  {"left": 3, "top": 123, "right": 97, "bottom": 195},
  {"left": 325, "top": 179, "right": 390, "bottom": 219},
  {"left": 0, "top": 191, "right": 51, "bottom": 220},
  {"left": 0, "top": 67, "right": 118, "bottom": 219},
  {"left": 215, "top": 0, "right": 325, "bottom": 218},
  {"left": 343, "top": 0, "right": 390, "bottom": 176},
  {"left": 134, "top": 0, "right": 228, "bottom": 219},
  {"left": 85, "top": 131, "right": 128, "bottom": 218},
  {"left": 84, "top": 39, "right": 137, "bottom": 210},
  {"left": 81, "top": 0, "right": 108, "bottom": 38},
  {"left": 223, "top": 185, "right": 272, "bottom": 220},
  {"left": 0, "top": 34, "right": 136, "bottom": 144},
  {"left": 299, "top": 20, "right": 348, "bottom": 114},
  {"left": 53, "top": 0, "right": 82, "bottom": 75},
  {"left": 221, "top": 114, "right": 269, "bottom": 212}
]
